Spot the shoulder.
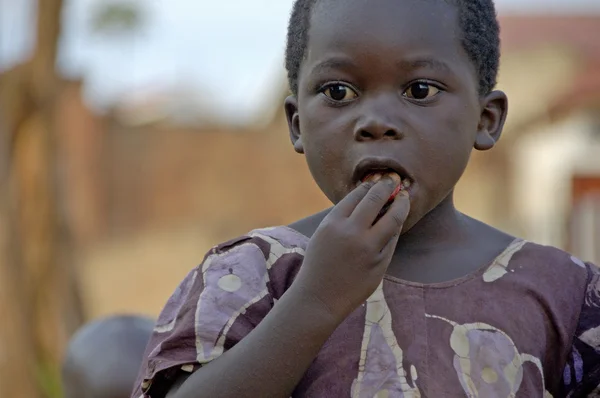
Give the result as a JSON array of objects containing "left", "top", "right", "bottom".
[
  {"left": 246, "top": 225, "right": 309, "bottom": 258},
  {"left": 517, "top": 242, "right": 591, "bottom": 308},
  {"left": 131, "top": 226, "right": 308, "bottom": 397},
  {"left": 498, "top": 243, "right": 600, "bottom": 393},
  {"left": 507, "top": 240, "right": 590, "bottom": 280},
  {"left": 213, "top": 225, "right": 309, "bottom": 259},
  {"left": 485, "top": 241, "right": 591, "bottom": 330},
  {"left": 518, "top": 240, "right": 588, "bottom": 267},
  {"left": 517, "top": 244, "right": 600, "bottom": 354},
  {"left": 482, "top": 239, "right": 589, "bottom": 291},
  {"left": 154, "top": 225, "right": 308, "bottom": 336}
]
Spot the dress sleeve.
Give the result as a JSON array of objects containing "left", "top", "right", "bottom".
[
  {"left": 130, "top": 235, "right": 275, "bottom": 398},
  {"left": 562, "top": 262, "right": 600, "bottom": 397}
]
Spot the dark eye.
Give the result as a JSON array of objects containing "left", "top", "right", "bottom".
[
  {"left": 404, "top": 82, "right": 440, "bottom": 100},
  {"left": 321, "top": 84, "right": 358, "bottom": 102}
]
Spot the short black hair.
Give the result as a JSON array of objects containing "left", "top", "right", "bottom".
[{"left": 285, "top": 0, "right": 500, "bottom": 96}]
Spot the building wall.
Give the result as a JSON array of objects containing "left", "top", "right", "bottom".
[
  {"left": 78, "top": 119, "right": 333, "bottom": 318},
  {"left": 454, "top": 46, "right": 589, "bottom": 237},
  {"left": 512, "top": 112, "right": 600, "bottom": 254}
]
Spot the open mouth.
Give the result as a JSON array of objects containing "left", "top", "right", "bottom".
[
  {"left": 354, "top": 158, "right": 414, "bottom": 194},
  {"left": 353, "top": 159, "right": 414, "bottom": 223},
  {"left": 361, "top": 170, "right": 410, "bottom": 212},
  {"left": 361, "top": 169, "right": 412, "bottom": 193}
]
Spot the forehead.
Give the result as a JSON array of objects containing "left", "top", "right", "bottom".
[{"left": 306, "top": 0, "right": 465, "bottom": 71}]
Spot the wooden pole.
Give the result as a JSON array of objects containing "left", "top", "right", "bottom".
[{"left": 0, "top": 0, "right": 84, "bottom": 395}]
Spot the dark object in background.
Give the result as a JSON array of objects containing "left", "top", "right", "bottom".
[{"left": 62, "top": 314, "right": 154, "bottom": 398}]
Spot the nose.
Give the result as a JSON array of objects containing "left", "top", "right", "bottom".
[{"left": 353, "top": 95, "right": 404, "bottom": 141}]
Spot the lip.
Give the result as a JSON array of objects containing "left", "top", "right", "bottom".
[{"left": 352, "top": 157, "right": 414, "bottom": 187}]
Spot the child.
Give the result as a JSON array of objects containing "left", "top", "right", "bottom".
[
  {"left": 63, "top": 315, "right": 154, "bottom": 398},
  {"left": 132, "top": 0, "right": 600, "bottom": 396}
]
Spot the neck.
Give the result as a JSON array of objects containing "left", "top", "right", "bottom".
[{"left": 397, "top": 191, "right": 469, "bottom": 253}]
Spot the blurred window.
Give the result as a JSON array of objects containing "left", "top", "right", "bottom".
[{"left": 569, "top": 176, "right": 600, "bottom": 264}]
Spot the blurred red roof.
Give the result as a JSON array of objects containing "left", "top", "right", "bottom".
[
  {"left": 498, "top": 15, "right": 600, "bottom": 118},
  {"left": 499, "top": 15, "right": 600, "bottom": 59}
]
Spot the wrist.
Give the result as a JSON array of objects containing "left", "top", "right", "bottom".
[{"left": 281, "top": 283, "right": 348, "bottom": 328}]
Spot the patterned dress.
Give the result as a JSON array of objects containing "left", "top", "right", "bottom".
[{"left": 131, "top": 226, "right": 600, "bottom": 397}]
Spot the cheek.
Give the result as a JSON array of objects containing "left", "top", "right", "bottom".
[
  {"left": 304, "top": 147, "right": 348, "bottom": 204},
  {"left": 421, "top": 141, "right": 471, "bottom": 195},
  {"left": 300, "top": 99, "right": 352, "bottom": 162},
  {"left": 436, "top": 102, "right": 479, "bottom": 159},
  {"left": 432, "top": 128, "right": 473, "bottom": 178},
  {"left": 299, "top": 111, "right": 351, "bottom": 202},
  {"left": 412, "top": 106, "right": 476, "bottom": 186}
]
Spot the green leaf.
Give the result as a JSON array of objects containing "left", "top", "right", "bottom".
[{"left": 90, "top": 2, "right": 144, "bottom": 35}]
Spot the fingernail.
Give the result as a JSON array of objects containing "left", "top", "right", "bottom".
[
  {"left": 382, "top": 175, "right": 397, "bottom": 186},
  {"left": 388, "top": 173, "right": 401, "bottom": 185},
  {"left": 363, "top": 173, "right": 382, "bottom": 183}
]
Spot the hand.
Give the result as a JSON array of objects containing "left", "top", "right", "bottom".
[{"left": 290, "top": 175, "right": 410, "bottom": 322}]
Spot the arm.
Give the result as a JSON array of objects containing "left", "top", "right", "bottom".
[
  {"left": 154, "top": 176, "right": 408, "bottom": 398},
  {"left": 165, "top": 374, "right": 188, "bottom": 398},
  {"left": 170, "top": 286, "right": 339, "bottom": 398}
]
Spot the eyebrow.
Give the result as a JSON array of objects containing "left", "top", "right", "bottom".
[
  {"left": 308, "top": 57, "right": 453, "bottom": 76},
  {"left": 309, "top": 58, "right": 357, "bottom": 75},
  {"left": 397, "top": 59, "right": 451, "bottom": 73}
]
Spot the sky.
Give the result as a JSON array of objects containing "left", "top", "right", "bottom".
[{"left": 1, "top": 0, "right": 599, "bottom": 123}]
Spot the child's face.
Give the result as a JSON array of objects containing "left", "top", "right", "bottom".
[{"left": 286, "top": 0, "right": 507, "bottom": 231}]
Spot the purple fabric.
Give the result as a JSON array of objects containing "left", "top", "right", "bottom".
[{"left": 131, "top": 226, "right": 600, "bottom": 397}]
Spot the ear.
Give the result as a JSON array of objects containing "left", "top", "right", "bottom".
[
  {"left": 474, "top": 90, "right": 508, "bottom": 151},
  {"left": 284, "top": 95, "right": 304, "bottom": 154}
]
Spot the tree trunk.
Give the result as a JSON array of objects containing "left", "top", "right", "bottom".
[
  {"left": 0, "top": 0, "right": 84, "bottom": 396},
  {"left": 0, "top": 89, "right": 41, "bottom": 398}
]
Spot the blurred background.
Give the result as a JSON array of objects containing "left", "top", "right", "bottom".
[{"left": 1, "top": 0, "right": 599, "bottom": 396}]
